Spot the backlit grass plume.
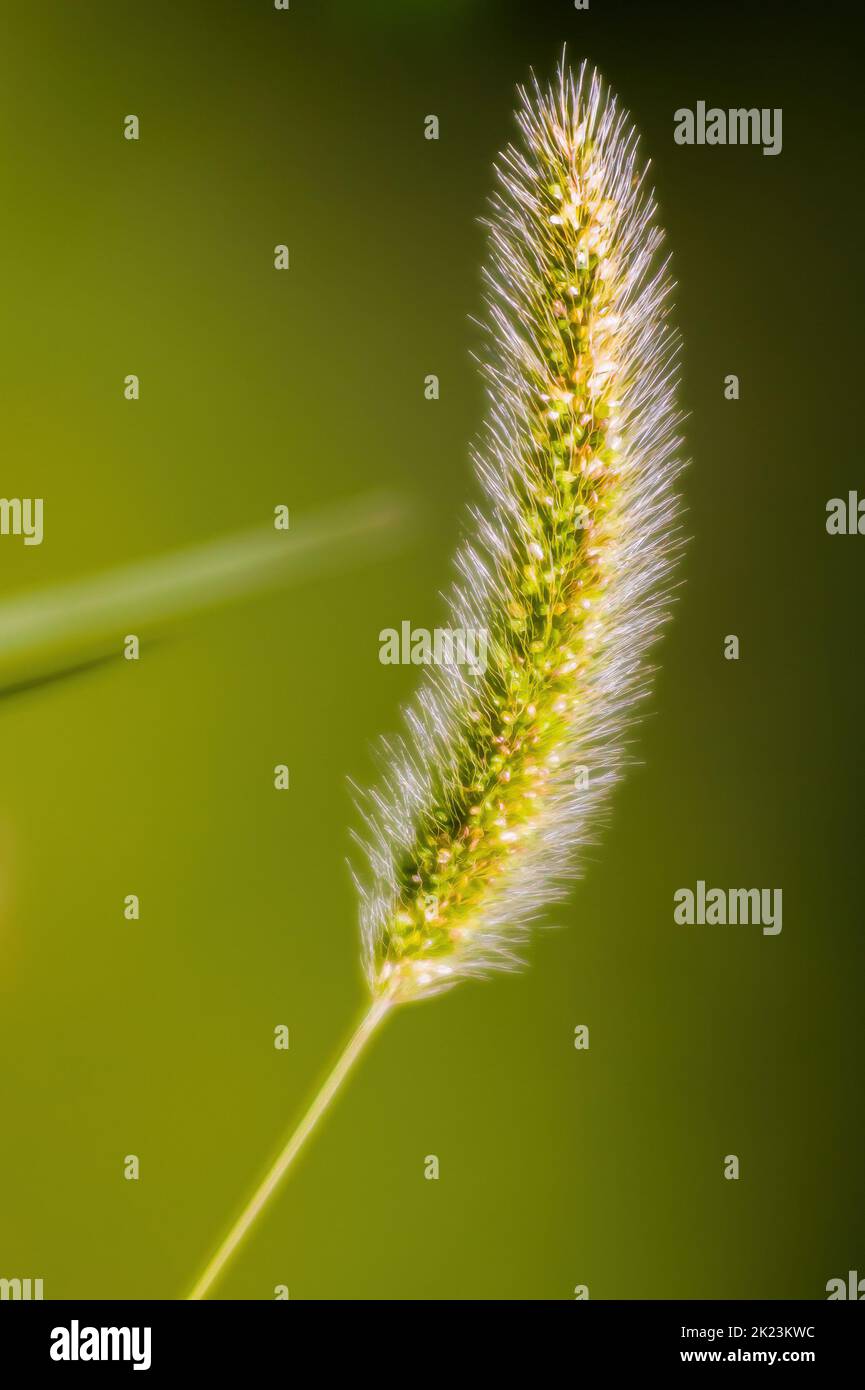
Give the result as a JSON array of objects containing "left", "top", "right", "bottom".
[
  {"left": 189, "top": 57, "right": 684, "bottom": 1299},
  {"left": 357, "top": 63, "right": 683, "bottom": 1001}
]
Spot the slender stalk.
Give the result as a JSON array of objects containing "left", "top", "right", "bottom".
[
  {"left": 188, "top": 996, "right": 392, "bottom": 1300},
  {"left": 0, "top": 491, "right": 409, "bottom": 693}
]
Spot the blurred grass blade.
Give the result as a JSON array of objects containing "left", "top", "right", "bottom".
[{"left": 0, "top": 491, "right": 409, "bottom": 691}]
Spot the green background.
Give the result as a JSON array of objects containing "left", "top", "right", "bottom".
[{"left": 1, "top": 0, "right": 862, "bottom": 1299}]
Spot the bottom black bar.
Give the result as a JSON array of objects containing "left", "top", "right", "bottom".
[{"left": 1, "top": 1299, "right": 861, "bottom": 1374}]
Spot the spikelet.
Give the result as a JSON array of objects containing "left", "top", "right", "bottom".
[{"left": 354, "top": 59, "right": 685, "bottom": 1004}]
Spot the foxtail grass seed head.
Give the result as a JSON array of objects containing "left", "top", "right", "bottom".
[
  {"left": 189, "top": 58, "right": 687, "bottom": 1301},
  {"left": 354, "top": 60, "right": 685, "bottom": 1005}
]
